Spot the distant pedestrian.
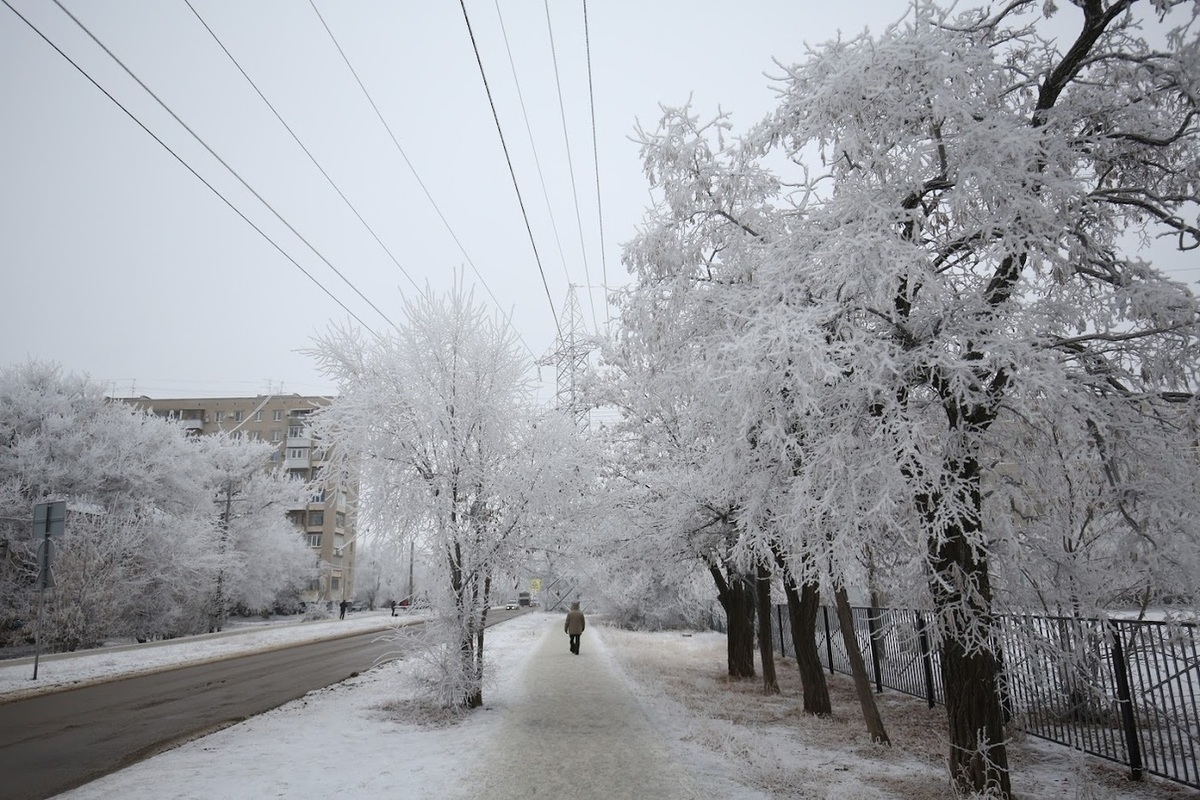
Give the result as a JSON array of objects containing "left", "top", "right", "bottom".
[
  {"left": 564, "top": 601, "right": 586, "bottom": 655},
  {"left": 390, "top": 600, "right": 397, "bottom": 617},
  {"left": 339, "top": 600, "right": 347, "bottom": 620}
]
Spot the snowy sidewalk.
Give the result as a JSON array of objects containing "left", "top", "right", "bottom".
[{"left": 456, "top": 620, "right": 702, "bottom": 800}]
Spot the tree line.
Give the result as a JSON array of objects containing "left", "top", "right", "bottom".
[
  {"left": 584, "top": 2, "right": 1200, "bottom": 796},
  {"left": 0, "top": 362, "right": 315, "bottom": 652}
]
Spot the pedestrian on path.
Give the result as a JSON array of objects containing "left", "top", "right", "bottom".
[
  {"left": 564, "top": 601, "right": 586, "bottom": 654},
  {"left": 339, "top": 600, "right": 347, "bottom": 620}
]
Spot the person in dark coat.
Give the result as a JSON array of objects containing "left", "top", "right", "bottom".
[
  {"left": 339, "top": 599, "right": 347, "bottom": 619},
  {"left": 564, "top": 601, "right": 586, "bottom": 655}
]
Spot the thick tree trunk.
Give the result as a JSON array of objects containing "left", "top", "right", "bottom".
[
  {"left": 755, "top": 562, "right": 779, "bottom": 695},
  {"left": 771, "top": 544, "right": 831, "bottom": 714},
  {"left": 930, "top": 532, "right": 1009, "bottom": 795},
  {"left": 833, "top": 584, "right": 889, "bottom": 744},
  {"left": 710, "top": 564, "right": 756, "bottom": 678},
  {"left": 923, "top": 454, "right": 1011, "bottom": 797},
  {"left": 783, "top": 569, "right": 831, "bottom": 715}
]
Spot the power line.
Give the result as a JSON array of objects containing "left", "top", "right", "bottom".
[
  {"left": 307, "top": 0, "right": 542, "bottom": 357},
  {"left": 543, "top": 0, "right": 599, "bottom": 336},
  {"left": 184, "top": 0, "right": 421, "bottom": 296},
  {"left": 583, "top": 0, "right": 611, "bottom": 332},
  {"left": 493, "top": 0, "right": 572, "bottom": 288},
  {"left": 1, "top": 0, "right": 381, "bottom": 339},
  {"left": 457, "top": 0, "right": 563, "bottom": 342},
  {"left": 46, "top": 0, "right": 402, "bottom": 335}
]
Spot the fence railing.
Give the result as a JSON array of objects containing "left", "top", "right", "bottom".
[{"left": 768, "top": 604, "right": 1199, "bottom": 790}]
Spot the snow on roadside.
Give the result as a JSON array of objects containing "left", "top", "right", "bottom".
[
  {"left": 55, "top": 612, "right": 552, "bottom": 800},
  {"left": 0, "top": 610, "right": 421, "bottom": 700}
]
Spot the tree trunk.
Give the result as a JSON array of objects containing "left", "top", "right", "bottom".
[
  {"left": 755, "top": 562, "right": 779, "bottom": 695},
  {"left": 781, "top": 565, "right": 831, "bottom": 715},
  {"left": 923, "top": 453, "right": 1011, "bottom": 797},
  {"left": 710, "top": 563, "right": 756, "bottom": 678},
  {"left": 833, "top": 584, "right": 889, "bottom": 744}
]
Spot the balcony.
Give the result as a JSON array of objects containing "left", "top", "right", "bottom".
[
  {"left": 178, "top": 419, "right": 204, "bottom": 431},
  {"left": 286, "top": 435, "right": 311, "bottom": 448},
  {"left": 284, "top": 457, "right": 310, "bottom": 471}
]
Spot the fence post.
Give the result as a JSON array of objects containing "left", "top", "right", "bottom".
[
  {"left": 823, "top": 605, "right": 835, "bottom": 675},
  {"left": 916, "top": 610, "right": 936, "bottom": 709},
  {"left": 1108, "top": 620, "right": 1144, "bottom": 782},
  {"left": 867, "top": 606, "right": 883, "bottom": 694},
  {"left": 777, "top": 604, "right": 787, "bottom": 658}
]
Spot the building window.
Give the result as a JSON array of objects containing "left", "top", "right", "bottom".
[
  {"left": 288, "top": 425, "right": 304, "bottom": 438},
  {"left": 273, "top": 409, "right": 283, "bottom": 421},
  {"left": 215, "top": 411, "right": 225, "bottom": 423},
  {"left": 335, "top": 512, "right": 346, "bottom": 529},
  {"left": 331, "top": 577, "right": 341, "bottom": 591},
  {"left": 308, "top": 510, "right": 324, "bottom": 527},
  {"left": 307, "top": 533, "right": 322, "bottom": 548},
  {"left": 254, "top": 410, "right": 263, "bottom": 422},
  {"left": 234, "top": 410, "right": 244, "bottom": 422},
  {"left": 247, "top": 430, "right": 260, "bottom": 441},
  {"left": 271, "top": 430, "right": 282, "bottom": 442},
  {"left": 270, "top": 451, "right": 280, "bottom": 462},
  {"left": 287, "top": 448, "right": 307, "bottom": 460}
]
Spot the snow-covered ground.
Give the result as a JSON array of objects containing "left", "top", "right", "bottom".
[
  {"left": 0, "top": 609, "right": 419, "bottom": 700},
  {"left": 3, "top": 612, "right": 1195, "bottom": 799}
]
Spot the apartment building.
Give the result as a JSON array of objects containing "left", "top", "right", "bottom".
[{"left": 123, "top": 395, "right": 355, "bottom": 604}]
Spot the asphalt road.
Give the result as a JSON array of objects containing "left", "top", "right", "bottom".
[{"left": 0, "top": 610, "right": 518, "bottom": 800}]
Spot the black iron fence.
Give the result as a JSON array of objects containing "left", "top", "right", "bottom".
[{"left": 769, "top": 604, "right": 1199, "bottom": 790}]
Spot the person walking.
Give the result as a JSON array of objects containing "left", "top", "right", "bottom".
[
  {"left": 564, "top": 601, "right": 586, "bottom": 655},
  {"left": 339, "top": 599, "right": 347, "bottom": 620}
]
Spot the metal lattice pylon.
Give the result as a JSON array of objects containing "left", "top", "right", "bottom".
[{"left": 538, "top": 285, "right": 593, "bottom": 427}]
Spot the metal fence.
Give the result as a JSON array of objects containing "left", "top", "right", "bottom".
[{"left": 769, "top": 604, "right": 1200, "bottom": 790}]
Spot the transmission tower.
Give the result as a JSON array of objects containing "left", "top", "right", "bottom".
[{"left": 538, "top": 285, "right": 593, "bottom": 427}]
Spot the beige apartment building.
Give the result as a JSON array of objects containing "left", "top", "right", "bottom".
[{"left": 123, "top": 395, "right": 355, "bottom": 605}]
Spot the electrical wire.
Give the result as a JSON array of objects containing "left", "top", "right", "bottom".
[
  {"left": 307, "top": 0, "right": 543, "bottom": 357},
  {"left": 1, "top": 0, "right": 382, "bottom": 339},
  {"left": 543, "top": 0, "right": 599, "bottom": 336},
  {"left": 457, "top": 0, "right": 563, "bottom": 342},
  {"left": 493, "top": 0, "right": 572, "bottom": 289},
  {"left": 583, "top": 0, "right": 611, "bottom": 331},
  {"left": 184, "top": 0, "right": 422, "bottom": 296},
  {"left": 46, "top": 0, "right": 402, "bottom": 335}
]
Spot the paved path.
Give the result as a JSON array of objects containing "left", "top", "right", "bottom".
[{"left": 459, "top": 621, "right": 702, "bottom": 800}]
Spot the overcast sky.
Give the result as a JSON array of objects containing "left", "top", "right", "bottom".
[{"left": 2, "top": 1, "right": 1196, "bottom": 401}]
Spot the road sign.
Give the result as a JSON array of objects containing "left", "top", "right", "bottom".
[
  {"left": 529, "top": 578, "right": 542, "bottom": 592},
  {"left": 32, "top": 501, "right": 66, "bottom": 537}
]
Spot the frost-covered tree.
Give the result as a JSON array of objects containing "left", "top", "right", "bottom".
[
  {"left": 311, "top": 284, "right": 587, "bottom": 708},
  {"left": 605, "top": 104, "right": 843, "bottom": 704},
  {"left": 196, "top": 434, "right": 315, "bottom": 627},
  {"left": 0, "top": 362, "right": 218, "bottom": 648}
]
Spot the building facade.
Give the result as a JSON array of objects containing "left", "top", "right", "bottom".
[{"left": 123, "top": 395, "right": 355, "bottom": 604}]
